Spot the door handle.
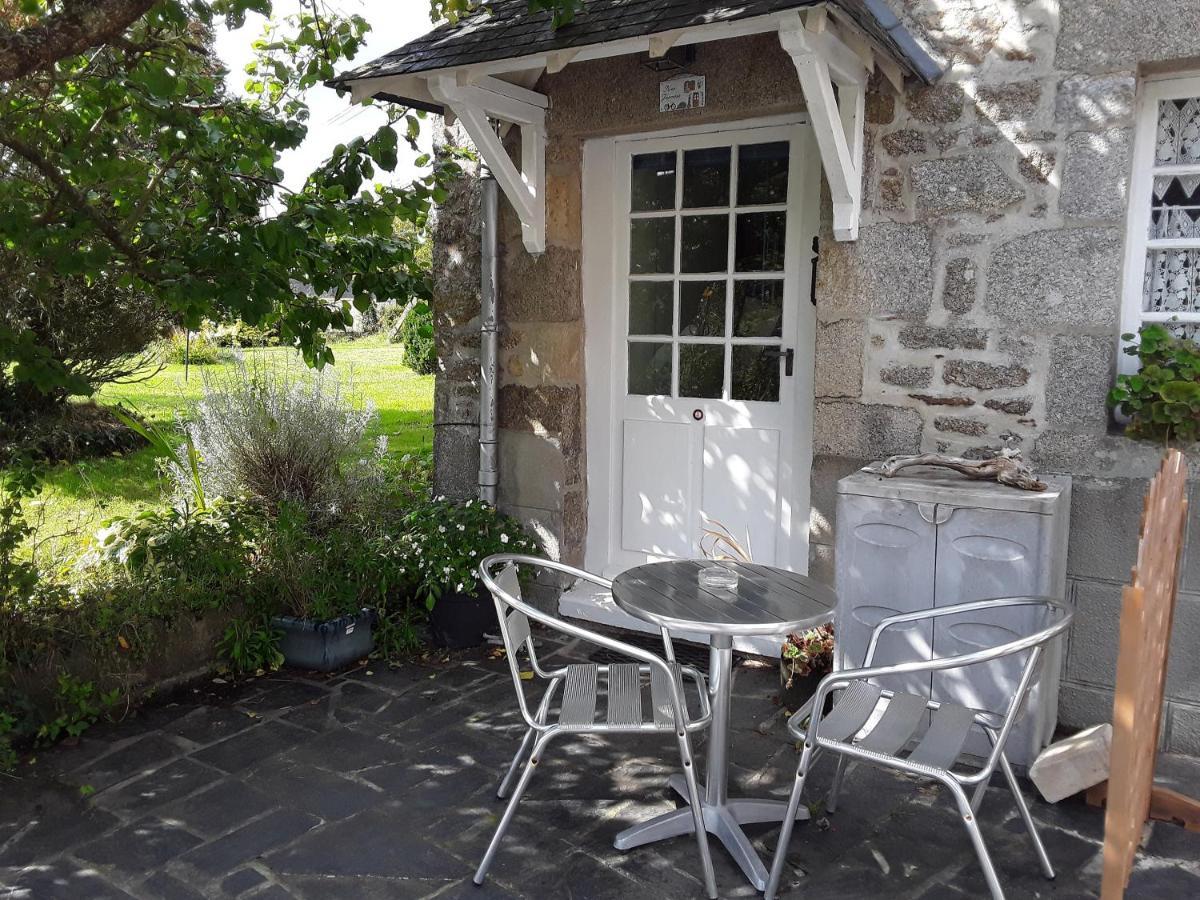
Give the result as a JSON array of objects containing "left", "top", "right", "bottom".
[{"left": 763, "top": 347, "right": 795, "bottom": 376}]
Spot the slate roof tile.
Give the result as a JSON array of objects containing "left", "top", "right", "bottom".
[{"left": 332, "top": 0, "right": 940, "bottom": 87}]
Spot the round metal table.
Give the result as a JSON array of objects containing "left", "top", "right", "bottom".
[{"left": 610, "top": 559, "right": 836, "bottom": 891}]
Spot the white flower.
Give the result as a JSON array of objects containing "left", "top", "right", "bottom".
[
  {"left": 469, "top": 550, "right": 476, "bottom": 556},
  {"left": 457, "top": 524, "right": 465, "bottom": 531},
  {"left": 438, "top": 525, "right": 446, "bottom": 533},
  {"left": 456, "top": 583, "right": 464, "bottom": 592},
  {"left": 443, "top": 566, "right": 452, "bottom": 575},
  {"left": 500, "top": 533, "right": 509, "bottom": 544}
]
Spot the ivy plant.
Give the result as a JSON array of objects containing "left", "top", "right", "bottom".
[{"left": 1108, "top": 323, "right": 1200, "bottom": 443}]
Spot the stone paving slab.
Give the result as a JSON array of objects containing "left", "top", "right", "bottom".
[{"left": 2, "top": 632, "right": 1200, "bottom": 899}]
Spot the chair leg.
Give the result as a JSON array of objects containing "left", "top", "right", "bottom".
[
  {"left": 945, "top": 777, "right": 1005, "bottom": 900},
  {"left": 676, "top": 730, "right": 718, "bottom": 900},
  {"left": 827, "top": 754, "right": 848, "bottom": 813},
  {"left": 475, "top": 732, "right": 554, "bottom": 885},
  {"left": 764, "top": 742, "right": 815, "bottom": 900},
  {"left": 498, "top": 726, "right": 536, "bottom": 799},
  {"left": 998, "top": 751, "right": 1054, "bottom": 880}
]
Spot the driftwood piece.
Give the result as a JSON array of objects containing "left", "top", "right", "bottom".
[{"left": 863, "top": 450, "right": 1047, "bottom": 492}]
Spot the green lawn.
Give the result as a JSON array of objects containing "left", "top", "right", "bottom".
[{"left": 26, "top": 335, "right": 433, "bottom": 563}]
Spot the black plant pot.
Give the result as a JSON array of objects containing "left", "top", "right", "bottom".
[
  {"left": 429, "top": 582, "right": 498, "bottom": 649},
  {"left": 779, "top": 661, "right": 835, "bottom": 716},
  {"left": 272, "top": 608, "right": 376, "bottom": 672}
]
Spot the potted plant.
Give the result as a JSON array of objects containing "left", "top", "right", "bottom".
[
  {"left": 779, "top": 624, "right": 835, "bottom": 713},
  {"left": 256, "top": 506, "right": 384, "bottom": 671},
  {"left": 1108, "top": 322, "right": 1200, "bottom": 442},
  {"left": 402, "top": 497, "right": 539, "bottom": 649}
]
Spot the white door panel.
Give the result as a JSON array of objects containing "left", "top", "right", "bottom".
[
  {"left": 621, "top": 419, "right": 696, "bottom": 557},
  {"left": 701, "top": 426, "right": 780, "bottom": 565}
]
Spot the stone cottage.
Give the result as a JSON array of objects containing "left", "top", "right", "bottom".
[{"left": 333, "top": 0, "right": 1200, "bottom": 754}]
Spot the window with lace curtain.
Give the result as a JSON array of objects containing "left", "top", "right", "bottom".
[{"left": 1120, "top": 75, "right": 1200, "bottom": 371}]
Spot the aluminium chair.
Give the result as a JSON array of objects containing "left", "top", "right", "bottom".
[
  {"left": 476, "top": 553, "right": 719, "bottom": 898},
  {"left": 764, "top": 596, "right": 1074, "bottom": 900}
]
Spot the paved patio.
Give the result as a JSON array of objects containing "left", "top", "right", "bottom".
[{"left": 3, "top": 631, "right": 1200, "bottom": 900}]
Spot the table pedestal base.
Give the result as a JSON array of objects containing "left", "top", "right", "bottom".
[{"left": 613, "top": 773, "right": 809, "bottom": 891}]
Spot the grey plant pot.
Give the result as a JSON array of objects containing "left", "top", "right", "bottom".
[{"left": 272, "top": 608, "right": 375, "bottom": 672}]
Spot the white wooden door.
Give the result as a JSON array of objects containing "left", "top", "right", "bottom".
[{"left": 606, "top": 122, "right": 818, "bottom": 574}]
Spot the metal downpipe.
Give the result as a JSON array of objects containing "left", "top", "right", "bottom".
[{"left": 479, "top": 171, "right": 499, "bottom": 505}]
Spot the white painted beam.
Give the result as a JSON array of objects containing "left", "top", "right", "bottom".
[
  {"left": 428, "top": 75, "right": 547, "bottom": 255},
  {"left": 545, "top": 49, "right": 579, "bottom": 73},
  {"left": 779, "top": 17, "right": 864, "bottom": 240},
  {"left": 648, "top": 28, "right": 686, "bottom": 58},
  {"left": 458, "top": 73, "right": 550, "bottom": 109}
]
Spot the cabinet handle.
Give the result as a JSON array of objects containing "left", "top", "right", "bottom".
[{"left": 918, "top": 503, "right": 955, "bottom": 525}]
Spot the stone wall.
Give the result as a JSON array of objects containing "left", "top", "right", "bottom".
[
  {"left": 808, "top": 0, "right": 1200, "bottom": 754},
  {"left": 431, "top": 124, "right": 483, "bottom": 501}
]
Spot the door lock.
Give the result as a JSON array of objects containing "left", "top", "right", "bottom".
[{"left": 763, "top": 347, "right": 795, "bottom": 376}]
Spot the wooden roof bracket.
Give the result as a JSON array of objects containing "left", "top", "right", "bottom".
[
  {"left": 428, "top": 74, "right": 548, "bottom": 255},
  {"left": 779, "top": 10, "right": 869, "bottom": 241}
]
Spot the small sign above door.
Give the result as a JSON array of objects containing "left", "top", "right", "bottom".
[{"left": 660, "top": 74, "right": 706, "bottom": 112}]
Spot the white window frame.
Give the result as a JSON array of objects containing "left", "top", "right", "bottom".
[{"left": 1120, "top": 73, "right": 1200, "bottom": 374}]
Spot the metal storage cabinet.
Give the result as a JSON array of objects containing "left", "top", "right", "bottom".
[{"left": 834, "top": 469, "right": 1071, "bottom": 767}]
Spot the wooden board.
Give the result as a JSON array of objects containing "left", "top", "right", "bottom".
[
  {"left": 1101, "top": 450, "right": 1193, "bottom": 899},
  {"left": 1087, "top": 781, "right": 1200, "bottom": 832}
]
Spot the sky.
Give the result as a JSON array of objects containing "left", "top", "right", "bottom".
[{"left": 213, "top": 0, "right": 436, "bottom": 193}]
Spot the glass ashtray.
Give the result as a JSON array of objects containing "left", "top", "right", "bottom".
[{"left": 699, "top": 566, "right": 739, "bottom": 591}]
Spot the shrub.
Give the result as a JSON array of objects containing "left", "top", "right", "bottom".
[
  {"left": 1109, "top": 323, "right": 1200, "bottom": 443},
  {"left": 400, "top": 498, "right": 539, "bottom": 609},
  {"left": 217, "top": 618, "right": 284, "bottom": 674},
  {"left": 0, "top": 401, "right": 146, "bottom": 465},
  {"left": 84, "top": 500, "right": 261, "bottom": 611},
  {"left": 204, "top": 320, "right": 280, "bottom": 348},
  {"left": 160, "top": 329, "right": 228, "bottom": 366},
  {"left": 0, "top": 257, "right": 172, "bottom": 423},
  {"left": 178, "top": 356, "right": 384, "bottom": 517},
  {"left": 385, "top": 301, "right": 437, "bottom": 375},
  {"left": 0, "top": 459, "right": 39, "bottom": 606}
]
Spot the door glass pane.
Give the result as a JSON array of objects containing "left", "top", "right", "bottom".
[
  {"left": 679, "top": 281, "right": 726, "bottom": 336},
  {"left": 733, "top": 280, "right": 784, "bottom": 337},
  {"left": 631, "top": 151, "right": 677, "bottom": 211},
  {"left": 682, "top": 146, "right": 731, "bottom": 208},
  {"left": 678, "top": 344, "right": 724, "bottom": 398},
  {"left": 630, "top": 217, "right": 675, "bottom": 274},
  {"left": 628, "top": 341, "right": 672, "bottom": 395},
  {"left": 737, "top": 142, "right": 789, "bottom": 205},
  {"left": 732, "top": 345, "right": 780, "bottom": 402},
  {"left": 680, "top": 214, "right": 729, "bottom": 273},
  {"left": 629, "top": 281, "right": 673, "bottom": 335},
  {"left": 735, "top": 211, "right": 786, "bottom": 272}
]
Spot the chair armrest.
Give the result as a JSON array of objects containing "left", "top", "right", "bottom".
[
  {"left": 678, "top": 664, "right": 712, "bottom": 730},
  {"left": 861, "top": 595, "right": 1071, "bottom": 667}
]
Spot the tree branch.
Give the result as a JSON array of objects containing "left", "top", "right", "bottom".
[
  {"left": 0, "top": 131, "right": 143, "bottom": 265},
  {"left": 0, "top": 0, "right": 158, "bottom": 82}
]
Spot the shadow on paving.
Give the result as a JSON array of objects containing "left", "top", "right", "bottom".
[{"left": 2, "top": 632, "right": 1199, "bottom": 899}]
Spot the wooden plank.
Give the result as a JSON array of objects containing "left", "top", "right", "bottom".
[
  {"left": 1087, "top": 781, "right": 1200, "bottom": 832},
  {"left": 1101, "top": 450, "right": 1191, "bottom": 899}
]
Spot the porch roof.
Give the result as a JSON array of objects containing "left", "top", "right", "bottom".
[{"left": 330, "top": 0, "right": 941, "bottom": 102}]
